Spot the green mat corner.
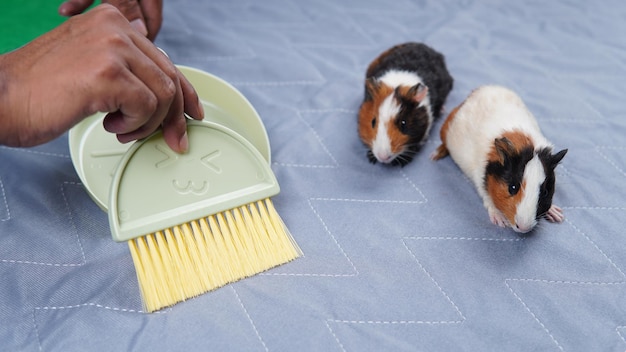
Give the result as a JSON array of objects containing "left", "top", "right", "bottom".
[{"left": 1, "top": 1, "right": 67, "bottom": 53}]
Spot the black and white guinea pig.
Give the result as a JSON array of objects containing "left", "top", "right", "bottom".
[
  {"left": 358, "top": 42, "right": 453, "bottom": 166},
  {"left": 431, "top": 85, "right": 568, "bottom": 233}
]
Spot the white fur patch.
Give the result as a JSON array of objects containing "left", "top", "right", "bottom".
[
  {"left": 371, "top": 94, "right": 400, "bottom": 163},
  {"left": 515, "top": 155, "right": 545, "bottom": 231},
  {"left": 379, "top": 70, "right": 432, "bottom": 113},
  {"left": 370, "top": 69, "right": 432, "bottom": 163},
  {"left": 379, "top": 70, "right": 422, "bottom": 88}
]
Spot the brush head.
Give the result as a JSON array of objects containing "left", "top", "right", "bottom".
[
  {"left": 109, "top": 120, "right": 280, "bottom": 242},
  {"left": 129, "top": 198, "right": 301, "bottom": 312}
]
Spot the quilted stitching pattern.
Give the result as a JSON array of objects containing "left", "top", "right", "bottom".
[{"left": 1, "top": 0, "right": 625, "bottom": 350}]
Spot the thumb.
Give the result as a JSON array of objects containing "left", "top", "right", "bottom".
[
  {"left": 58, "top": 0, "right": 95, "bottom": 16},
  {"left": 104, "top": 0, "right": 148, "bottom": 37}
]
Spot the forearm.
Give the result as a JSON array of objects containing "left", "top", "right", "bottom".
[
  {"left": 0, "top": 53, "right": 20, "bottom": 147},
  {"left": 0, "top": 46, "right": 58, "bottom": 148}
]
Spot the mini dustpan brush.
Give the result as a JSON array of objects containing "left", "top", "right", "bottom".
[{"left": 108, "top": 120, "right": 301, "bottom": 312}]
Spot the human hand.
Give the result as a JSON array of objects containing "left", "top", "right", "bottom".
[
  {"left": 59, "top": 0, "right": 163, "bottom": 41},
  {"left": 0, "top": 4, "right": 203, "bottom": 152}
]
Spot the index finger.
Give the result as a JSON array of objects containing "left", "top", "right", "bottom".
[{"left": 139, "top": 0, "right": 163, "bottom": 41}]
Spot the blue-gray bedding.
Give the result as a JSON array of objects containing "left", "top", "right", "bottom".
[{"left": 2, "top": 0, "right": 626, "bottom": 351}]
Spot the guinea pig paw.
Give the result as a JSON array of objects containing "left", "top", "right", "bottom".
[
  {"left": 488, "top": 210, "right": 508, "bottom": 228},
  {"left": 544, "top": 205, "right": 565, "bottom": 223}
]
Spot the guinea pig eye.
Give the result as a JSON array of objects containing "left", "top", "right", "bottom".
[
  {"left": 371, "top": 117, "right": 377, "bottom": 128},
  {"left": 508, "top": 183, "right": 520, "bottom": 195},
  {"left": 399, "top": 119, "right": 407, "bottom": 133}
]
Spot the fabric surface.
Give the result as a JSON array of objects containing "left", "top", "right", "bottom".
[{"left": 2, "top": 0, "right": 626, "bottom": 351}]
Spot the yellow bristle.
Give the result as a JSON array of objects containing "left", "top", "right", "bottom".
[
  {"left": 188, "top": 220, "right": 217, "bottom": 289},
  {"left": 128, "top": 198, "right": 302, "bottom": 313}
]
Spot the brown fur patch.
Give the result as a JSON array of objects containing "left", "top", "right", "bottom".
[
  {"left": 366, "top": 44, "right": 402, "bottom": 77},
  {"left": 487, "top": 176, "right": 526, "bottom": 224},
  {"left": 386, "top": 116, "right": 410, "bottom": 154},
  {"left": 395, "top": 85, "right": 414, "bottom": 98},
  {"left": 486, "top": 130, "right": 535, "bottom": 224},
  {"left": 431, "top": 101, "right": 463, "bottom": 160},
  {"left": 358, "top": 83, "right": 394, "bottom": 147},
  {"left": 487, "top": 130, "right": 534, "bottom": 164}
]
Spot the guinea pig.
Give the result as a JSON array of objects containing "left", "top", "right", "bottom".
[
  {"left": 431, "top": 85, "right": 567, "bottom": 233},
  {"left": 358, "top": 42, "right": 453, "bottom": 166}
]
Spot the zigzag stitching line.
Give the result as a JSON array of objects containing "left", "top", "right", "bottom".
[
  {"left": 562, "top": 206, "right": 626, "bottom": 210},
  {"left": 231, "top": 287, "right": 269, "bottom": 352},
  {"left": 272, "top": 163, "right": 337, "bottom": 169},
  {"left": 400, "top": 238, "right": 466, "bottom": 324},
  {"left": 180, "top": 50, "right": 256, "bottom": 62},
  {"left": 324, "top": 237, "right": 467, "bottom": 352},
  {"left": 325, "top": 240, "right": 466, "bottom": 323},
  {"left": 61, "top": 182, "right": 87, "bottom": 265},
  {"left": 504, "top": 280, "right": 564, "bottom": 351},
  {"left": 263, "top": 192, "right": 428, "bottom": 278},
  {"left": 310, "top": 197, "right": 422, "bottom": 204},
  {"left": 565, "top": 218, "right": 626, "bottom": 279},
  {"left": 504, "top": 217, "right": 626, "bottom": 351},
  {"left": 0, "top": 182, "right": 86, "bottom": 267},
  {"left": 271, "top": 109, "right": 357, "bottom": 169},
  {"left": 616, "top": 326, "right": 626, "bottom": 346},
  {"left": 0, "top": 146, "right": 70, "bottom": 159},
  {"left": 233, "top": 80, "right": 324, "bottom": 87},
  {"left": 0, "top": 177, "right": 9, "bottom": 221},
  {"left": 400, "top": 170, "right": 427, "bottom": 203},
  {"left": 406, "top": 236, "right": 523, "bottom": 242},
  {"left": 263, "top": 198, "right": 358, "bottom": 278},
  {"left": 595, "top": 145, "right": 626, "bottom": 177},
  {"left": 32, "top": 303, "right": 164, "bottom": 350},
  {"left": 296, "top": 109, "right": 340, "bottom": 167},
  {"left": 295, "top": 198, "right": 357, "bottom": 277},
  {"left": 33, "top": 302, "right": 151, "bottom": 314},
  {"left": 325, "top": 320, "right": 348, "bottom": 352}
]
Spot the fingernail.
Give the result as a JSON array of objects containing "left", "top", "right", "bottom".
[
  {"left": 197, "top": 100, "right": 205, "bottom": 119},
  {"left": 130, "top": 19, "right": 148, "bottom": 37},
  {"left": 179, "top": 131, "right": 189, "bottom": 153}
]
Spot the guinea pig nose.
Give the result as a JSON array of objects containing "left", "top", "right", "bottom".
[
  {"left": 514, "top": 223, "right": 532, "bottom": 234},
  {"left": 377, "top": 153, "right": 393, "bottom": 163}
]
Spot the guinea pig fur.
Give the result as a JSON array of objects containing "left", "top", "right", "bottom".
[
  {"left": 431, "top": 85, "right": 567, "bottom": 233},
  {"left": 359, "top": 42, "right": 453, "bottom": 166}
]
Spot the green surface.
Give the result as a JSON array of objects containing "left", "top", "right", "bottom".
[{"left": 0, "top": 1, "right": 66, "bottom": 53}]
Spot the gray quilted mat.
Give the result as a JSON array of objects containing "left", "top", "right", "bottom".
[{"left": 2, "top": 0, "right": 626, "bottom": 351}]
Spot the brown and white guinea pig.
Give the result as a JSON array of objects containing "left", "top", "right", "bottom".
[
  {"left": 358, "top": 42, "right": 453, "bottom": 166},
  {"left": 431, "top": 85, "right": 568, "bottom": 233}
]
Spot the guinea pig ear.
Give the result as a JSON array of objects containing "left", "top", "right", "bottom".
[
  {"left": 494, "top": 137, "right": 515, "bottom": 164},
  {"left": 550, "top": 148, "right": 568, "bottom": 168},
  {"left": 365, "top": 78, "right": 380, "bottom": 101},
  {"left": 408, "top": 83, "right": 429, "bottom": 103}
]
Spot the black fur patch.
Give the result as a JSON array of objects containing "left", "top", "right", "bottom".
[
  {"left": 366, "top": 42, "right": 454, "bottom": 118},
  {"left": 536, "top": 147, "right": 567, "bottom": 218},
  {"left": 391, "top": 93, "right": 430, "bottom": 166},
  {"left": 367, "top": 150, "right": 377, "bottom": 164},
  {"left": 485, "top": 146, "right": 534, "bottom": 195}
]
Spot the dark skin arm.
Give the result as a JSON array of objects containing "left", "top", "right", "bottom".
[
  {"left": 0, "top": 4, "right": 203, "bottom": 152},
  {"left": 59, "top": 0, "right": 163, "bottom": 41}
]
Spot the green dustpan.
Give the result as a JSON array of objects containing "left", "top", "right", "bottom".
[
  {"left": 109, "top": 120, "right": 301, "bottom": 312},
  {"left": 68, "top": 65, "right": 301, "bottom": 312},
  {"left": 109, "top": 120, "right": 280, "bottom": 242},
  {"left": 69, "top": 65, "right": 271, "bottom": 211}
]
